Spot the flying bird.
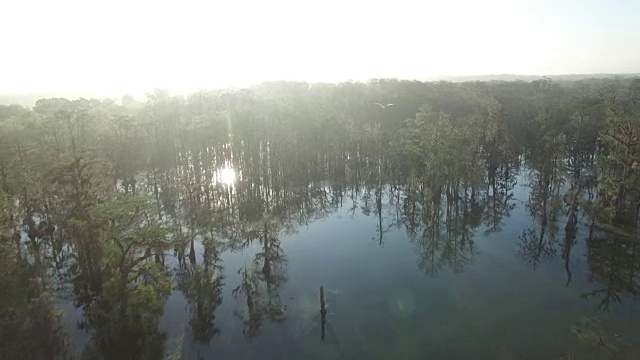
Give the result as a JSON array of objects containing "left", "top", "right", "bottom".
[{"left": 374, "top": 103, "right": 394, "bottom": 109}]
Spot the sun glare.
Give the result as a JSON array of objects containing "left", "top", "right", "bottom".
[{"left": 216, "top": 167, "right": 236, "bottom": 186}]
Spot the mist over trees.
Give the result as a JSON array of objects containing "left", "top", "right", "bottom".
[
  {"left": 1, "top": 77, "right": 639, "bottom": 358},
  {"left": 5, "top": 77, "right": 635, "bottom": 224}
]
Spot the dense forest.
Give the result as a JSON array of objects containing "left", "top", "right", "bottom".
[{"left": 1, "top": 77, "right": 639, "bottom": 359}]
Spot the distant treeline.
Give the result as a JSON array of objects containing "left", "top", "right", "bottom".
[{"left": 1, "top": 78, "right": 639, "bottom": 227}]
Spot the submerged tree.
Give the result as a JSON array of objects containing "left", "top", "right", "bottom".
[
  {"left": 597, "top": 79, "right": 640, "bottom": 227},
  {"left": 1, "top": 76, "right": 640, "bottom": 355},
  {"left": 76, "top": 195, "right": 175, "bottom": 359},
  {"left": 0, "top": 190, "right": 71, "bottom": 360}
]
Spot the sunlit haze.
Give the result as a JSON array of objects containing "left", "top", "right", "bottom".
[
  {"left": 215, "top": 167, "right": 237, "bottom": 186},
  {"left": 2, "top": 0, "right": 639, "bottom": 95}
]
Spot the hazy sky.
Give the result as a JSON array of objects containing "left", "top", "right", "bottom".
[{"left": 1, "top": 0, "right": 639, "bottom": 94}]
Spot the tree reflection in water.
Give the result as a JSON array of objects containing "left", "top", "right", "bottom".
[{"left": 1, "top": 79, "right": 639, "bottom": 358}]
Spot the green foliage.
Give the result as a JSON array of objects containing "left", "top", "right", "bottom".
[
  {"left": 597, "top": 79, "right": 640, "bottom": 225},
  {"left": 0, "top": 224, "right": 71, "bottom": 359},
  {"left": 70, "top": 195, "right": 176, "bottom": 359},
  {"left": 2, "top": 77, "right": 640, "bottom": 357}
]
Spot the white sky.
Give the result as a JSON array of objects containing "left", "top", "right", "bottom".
[{"left": 1, "top": 0, "right": 639, "bottom": 94}]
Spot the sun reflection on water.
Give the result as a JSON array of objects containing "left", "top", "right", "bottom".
[{"left": 216, "top": 167, "right": 236, "bottom": 186}]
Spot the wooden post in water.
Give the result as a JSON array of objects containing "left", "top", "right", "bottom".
[{"left": 320, "top": 286, "right": 326, "bottom": 341}]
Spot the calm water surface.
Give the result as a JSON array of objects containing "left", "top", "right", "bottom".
[{"left": 60, "top": 168, "right": 640, "bottom": 360}]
